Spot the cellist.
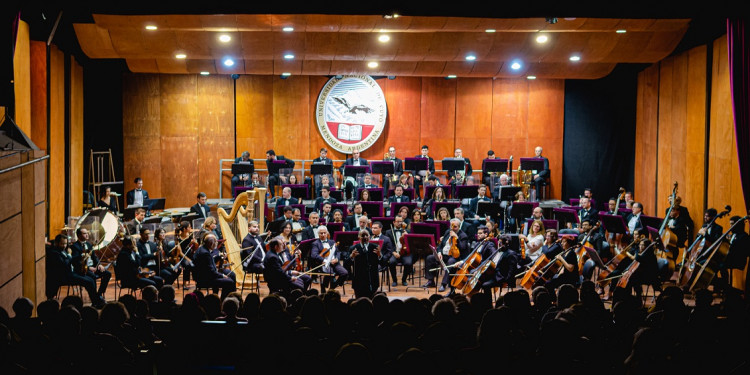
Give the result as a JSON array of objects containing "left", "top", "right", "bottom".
[
  {"left": 450, "top": 226, "right": 498, "bottom": 292},
  {"left": 543, "top": 235, "right": 580, "bottom": 293},
  {"left": 423, "top": 218, "right": 470, "bottom": 293},
  {"left": 469, "top": 230, "right": 518, "bottom": 295}
]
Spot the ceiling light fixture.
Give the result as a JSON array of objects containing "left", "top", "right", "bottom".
[
  {"left": 175, "top": 53, "right": 187, "bottom": 59},
  {"left": 200, "top": 71, "right": 210, "bottom": 76},
  {"left": 465, "top": 55, "right": 476, "bottom": 61},
  {"left": 485, "top": 29, "right": 496, "bottom": 33},
  {"left": 511, "top": 61, "right": 522, "bottom": 70},
  {"left": 282, "top": 26, "right": 294, "bottom": 32},
  {"left": 378, "top": 34, "right": 390, "bottom": 43},
  {"left": 223, "top": 58, "right": 235, "bottom": 66},
  {"left": 446, "top": 75, "right": 457, "bottom": 79},
  {"left": 284, "top": 54, "right": 295, "bottom": 60},
  {"left": 527, "top": 75, "right": 537, "bottom": 80},
  {"left": 368, "top": 61, "right": 379, "bottom": 68},
  {"left": 145, "top": 25, "right": 158, "bottom": 31},
  {"left": 281, "top": 72, "right": 291, "bottom": 77},
  {"left": 218, "top": 34, "right": 231, "bottom": 43},
  {"left": 536, "top": 34, "right": 549, "bottom": 43},
  {"left": 569, "top": 55, "right": 581, "bottom": 62},
  {"left": 616, "top": 29, "right": 627, "bottom": 34}
]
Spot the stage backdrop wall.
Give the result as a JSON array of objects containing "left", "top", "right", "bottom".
[{"left": 635, "top": 34, "right": 748, "bottom": 290}]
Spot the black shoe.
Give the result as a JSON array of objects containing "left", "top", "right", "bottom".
[
  {"left": 402, "top": 281, "right": 408, "bottom": 286},
  {"left": 391, "top": 282, "right": 398, "bottom": 287},
  {"left": 422, "top": 281, "right": 436, "bottom": 288},
  {"left": 438, "top": 285, "right": 446, "bottom": 292}
]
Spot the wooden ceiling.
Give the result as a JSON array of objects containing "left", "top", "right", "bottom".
[{"left": 73, "top": 14, "right": 691, "bottom": 79}]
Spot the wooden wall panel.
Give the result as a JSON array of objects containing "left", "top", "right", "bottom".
[
  {"left": 30, "top": 41, "right": 47, "bottom": 150},
  {"left": 0, "top": 276, "right": 22, "bottom": 315},
  {"left": 455, "top": 78, "right": 492, "bottom": 166},
  {"left": 123, "top": 74, "right": 162, "bottom": 201},
  {"left": 492, "top": 79, "right": 530, "bottom": 167},
  {"left": 685, "top": 46, "right": 708, "bottom": 236},
  {"left": 161, "top": 75, "right": 199, "bottom": 137},
  {"left": 634, "top": 64, "right": 659, "bottom": 213},
  {"left": 70, "top": 57, "right": 84, "bottom": 217},
  {"left": 273, "top": 76, "right": 310, "bottom": 160},
  {"left": 49, "top": 46, "right": 66, "bottom": 234},
  {"left": 527, "top": 79, "right": 565, "bottom": 199},
  {"left": 197, "top": 75, "right": 234, "bottom": 197},
  {"left": 13, "top": 20, "right": 31, "bottom": 137},
  {"left": 656, "top": 58, "right": 674, "bottom": 217},
  {"left": 0, "top": 215, "right": 23, "bottom": 293},
  {"left": 308, "top": 76, "right": 340, "bottom": 160},
  {"left": 235, "top": 75, "right": 273, "bottom": 159},
  {"left": 0, "top": 153, "right": 22, "bottom": 222},
  {"left": 379, "top": 77, "right": 422, "bottom": 161},
  {"left": 420, "top": 78, "right": 457, "bottom": 164}
]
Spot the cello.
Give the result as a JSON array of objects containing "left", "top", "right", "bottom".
[
  {"left": 597, "top": 235, "right": 641, "bottom": 286},
  {"left": 450, "top": 237, "right": 489, "bottom": 290},
  {"left": 462, "top": 247, "right": 504, "bottom": 296},
  {"left": 608, "top": 187, "right": 626, "bottom": 250},
  {"left": 677, "top": 205, "right": 731, "bottom": 286},
  {"left": 615, "top": 239, "right": 658, "bottom": 290},
  {"left": 531, "top": 242, "right": 582, "bottom": 289}
]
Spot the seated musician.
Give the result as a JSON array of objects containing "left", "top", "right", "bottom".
[
  {"left": 70, "top": 227, "right": 111, "bottom": 299},
  {"left": 198, "top": 217, "right": 223, "bottom": 248},
  {"left": 309, "top": 227, "right": 348, "bottom": 291},
  {"left": 518, "top": 219, "right": 546, "bottom": 265},
  {"left": 174, "top": 221, "right": 198, "bottom": 289},
  {"left": 331, "top": 209, "right": 350, "bottom": 232},
  {"left": 274, "top": 205, "right": 294, "bottom": 225},
  {"left": 136, "top": 227, "right": 159, "bottom": 273},
  {"left": 422, "top": 186, "right": 447, "bottom": 219},
  {"left": 249, "top": 172, "right": 265, "bottom": 188},
  {"left": 531, "top": 146, "right": 550, "bottom": 201},
  {"left": 190, "top": 192, "right": 212, "bottom": 220},
  {"left": 492, "top": 173, "right": 512, "bottom": 202},
  {"left": 153, "top": 228, "right": 180, "bottom": 285},
  {"left": 359, "top": 189, "right": 372, "bottom": 202},
  {"left": 206, "top": 232, "right": 236, "bottom": 284},
  {"left": 468, "top": 184, "right": 492, "bottom": 220},
  {"left": 339, "top": 150, "right": 369, "bottom": 201},
  {"left": 349, "top": 230, "right": 384, "bottom": 299},
  {"left": 362, "top": 173, "right": 379, "bottom": 189},
  {"left": 577, "top": 197, "right": 599, "bottom": 228},
  {"left": 126, "top": 177, "right": 149, "bottom": 208},
  {"left": 396, "top": 173, "right": 410, "bottom": 190},
  {"left": 450, "top": 226, "right": 499, "bottom": 291},
  {"left": 127, "top": 208, "right": 146, "bottom": 236},
  {"left": 579, "top": 219, "right": 608, "bottom": 281},
  {"left": 624, "top": 237, "right": 662, "bottom": 299},
  {"left": 395, "top": 205, "right": 411, "bottom": 224},
  {"left": 476, "top": 232, "right": 518, "bottom": 295},
  {"left": 354, "top": 215, "right": 372, "bottom": 235},
  {"left": 406, "top": 209, "right": 423, "bottom": 229},
  {"left": 447, "top": 148, "right": 473, "bottom": 186},
  {"left": 263, "top": 238, "right": 308, "bottom": 294},
  {"left": 314, "top": 175, "right": 335, "bottom": 199},
  {"left": 314, "top": 186, "right": 337, "bottom": 212},
  {"left": 541, "top": 229, "right": 562, "bottom": 258},
  {"left": 434, "top": 207, "right": 451, "bottom": 222},
  {"left": 97, "top": 186, "right": 118, "bottom": 213},
  {"left": 301, "top": 211, "right": 323, "bottom": 241},
  {"left": 716, "top": 216, "right": 750, "bottom": 292},
  {"left": 423, "top": 218, "right": 470, "bottom": 292},
  {"left": 319, "top": 203, "right": 333, "bottom": 224},
  {"left": 388, "top": 185, "right": 409, "bottom": 203},
  {"left": 277, "top": 187, "right": 299, "bottom": 208},
  {"left": 384, "top": 216, "right": 412, "bottom": 287},
  {"left": 231, "top": 151, "right": 254, "bottom": 191},
  {"left": 664, "top": 205, "right": 690, "bottom": 265},
  {"left": 193, "top": 233, "right": 236, "bottom": 299},
  {"left": 290, "top": 208, "right": 307, "bottom": 243},
  {"left": 46, "top": 234, "right": 105, "bottom": 308},
  {"left": 241, "top": 220, "right": 269, "bottom": 274},
  {"left": 345, "top": 203, "right": 367, "bottom": 229},
  {"left": 453, "top": 207, "right": 477, "bottom": 242},
  {"left": 370, "top": 221, "right": 395, "bottom": 284},
  {"left": 485, "top": 218, "right": 501, "bottom": 239},
  {"left": 116, "top": 236, "right": 164, "bottom": 290},
  {"left": 278, "top": 221, "right": 299, "bottom": 247},
  {"left": 542, "top": 234, "right": 579, "bottom": 292}
]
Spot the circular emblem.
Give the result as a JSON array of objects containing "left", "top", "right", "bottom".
[{"left": 316, "top": 75, "right": 387, "bottom": 153}]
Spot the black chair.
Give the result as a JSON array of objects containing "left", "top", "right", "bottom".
[{"left": 240, "top": 271, "right": 262, "bottom": 295}]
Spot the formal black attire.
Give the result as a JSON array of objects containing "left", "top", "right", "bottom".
[
  {"left": 625, "top": 213, "right": 643, "bottom": 235},
  {"left": 276, "top": 197, "right": 299, "bottom": 208},
  {"left": 126, "top": 188, "right": 149, "bottom": 207},
  {"left": 116, "top": 246, "right": 164, "bottom": 290},
  {"left": 314, "top": 196, "right": 337, "bottom": 212},
  {"left": 70, "top": 240, "right": 111, "bottom": 296},
  {"left": 381, "top": 156, "right": 402, "bottom": 193},
  {"left": 231, "top": 157, "right": 255, "bottom": 192},
  {"left": 45, "top": 245, "right": 104, "bottom": 306},
  {"left": 263, "top": 250, "right": 305, "bottom": 293},
  {"left": 424, "top": 229, "right": 470, "bottom": 287},
  {"left": 447, "top": 157, "right": 473, "bottom": 185},
  {"left": 311, "top": 157, "right": 334, "bottom": 196},
  {"left": 412, "top": 155, "right": 435, "bottom": 199},
  {"left": 310, "top": 239, "right": 348, "bottom": 289},
  {"left": 136, "top": 239, "right": 178, "bottom": 284},
  {"left": 460, "top": 220, "right": 477, "bottom": 241},
  {"left": 339, "top": 157, "right": 369, "bottom": 200},
  {"left": 468, "top": 195, "right": 491, "bottom": 219},
  {"left": 532, "top": 156, "right": 550, "bottom": 199},
  {"left": 241, "top": 233, "right": 267, "bottom": 274},
  {"left": 301, "top": 225, "right": 322, "bottom": 241},
  {"left": 384, "top": 227, "right": 412, "bottom": 284},
  {"left": 126, "top": 218, "right": 144, "bottom": 238},
  {"left": 349, "top": 241, "right": 383, "bottom": 298},
  {"left": 97, "top": 198, "right": 118, "bottom": 213},
  {"left": 578, "top": 207, "right": 599, "bottom": 226},
  {"left": 190, "top": 202, "right": 212, "bottom": 219},
  {"left": 388, "top": 194, "right": 409, "bottom": 204},
  {"left": 543, "top": 247, "right": 580, "bottom": 291},
  {"left": 267, "top": 156, "right": 295, "bottom": 197},
  {"left": 479, "top": 246, "right": 519, "bottom": 294},
  {"left": 193, "top": 245, "right": 236, "bottom": 299},
  {"left": 627, "top": 245, "right": 662, "bottom": 296},
  {"left": 345, "top": 213, "right": 367, "bottom": 230}
]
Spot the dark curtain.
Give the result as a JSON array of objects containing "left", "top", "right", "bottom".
[
  {"left": 562, "top": 65, "right": 640, "bottom": 210},
  {"left": 728, "top": 18, "right": 750, "bottom": 214}
]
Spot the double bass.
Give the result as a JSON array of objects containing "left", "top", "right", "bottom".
[
  {"left": 687, "top": 215, "right": 748, "bottom": 292},
  {"left": 608, "top": 187, "right": 626, "bottom": 250},
  {"left": 657, "top": 182, "right": 679, "bottom": 265},
  {"left": 677, "top": 205, "right": 731, "bottom": 286}
]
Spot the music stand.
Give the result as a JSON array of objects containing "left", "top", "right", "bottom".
[
  {"left": 310, "top": 163, "right": 333, "bottom": 177},
  {"left": 344, "top": 165, "right": 371, "bottom": 186},
  {"left": 372, "top": 217, "right": 395, "bottom": 230},
  {"left": 455, "top": 185, "right": 479, "bottom": 200},
  {"left": 390, "top": 202, "right": 417, "bottom": 217},
  {"left": 231, "top": 162, "right": 254, "bottom": 176},
  {"left": 583, "top": 245, "right": 607, "bottom": 269},
  {"left": 442, "top": 158, "right": 466, "bottom": 178},
  {"left": 282, "top": 184, "right": 309, "bottom": 200},
  {"left": 357, "top": 187, "right": 384, "bottom": 202},
  {"left": 359, "top": 201, "right": 384, "bottom": 218},
  {"left": 510, "top": 202, "right": 537, "bottom": 221},
  {"left": 326, "top": 222, "right": 345, "bottom": 236},
  {"left": 600, "top": 214, "right": 628, "bottom": 235},
  {"left": 403, "top": 234, "right": 437, "bottom": 292},
  {"left": 329, "top": 188, "right": 344, "bottom": 201},
  {"left": 641, "top": 215, "right": 664, "bottom": 233},
  {"left": 618, "top": 208, "right": 632, "bottom": 217},
  {"left": 646, "top": 226, "right": 665, "bottom": 251},
  {"left": 433, "top": 220, "right": 450, "bottom": 237},
  {"left": 333, "top": 231, "right": 361, "bottom": 253},
  {"left": 267, "top": 219, "right": 287, "bottom": 237},
  {"left": 143, "top": 216, "right": 163, "bottom": 225},
  {"left": 519, "top": 158, "right": 545, "bottom": 172},
  {"left": 498, "top": 186, "right": 522, "bottom": 202},
  {"left": 410, "top": 222, "right": 441, "bottom": 245},
  {"left": 297, "top": 238, "right": 316, "bottom": 263},
  {"left": 553, "top": 207, "right": 579, "bottom": 230},
  {"left": 144, "top": 198, "right": 166, "bottom": 212},
  {"left": 370, "top": 161, "right": 395, "bottom": 179},
  {"left": 425, "top": 185, "right": 452, "bottom": 200},
  {"left": 234, "top": 186, "right": 253, "bottom": 198},
  {"left": 483, "top": 158, "right": 508, "bottom": 175},
  {"left": 268, "top": 159, "right": 287, "bottom": 176},
  {"left": 404, "top": 157, "right": 428, "bottom": 173},
  {"left": 476, "top": 201, "right": 502, "bottom": 221},
  {"left": 434, "top": 201, "right": 460, "bottom": 218}
]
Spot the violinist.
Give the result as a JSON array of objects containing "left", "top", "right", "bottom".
[
  {"left": 518, "top": 220, "right": 545, "bottom": 265},
  {"left": 153, "top": 228, "right": 180, "bottom": 285},
  {"left": 278, "top": 221, "right": 299, "bottom": 247},
  {"left": 385, "top": 216, "right": 412, "bottom": 286},
  {"left": 263, "top": 238, "right": 307, "bottom": 293},
  {"left": 175, "top": 221, "right": 198, "bottom": 289},
  {"left": 485, "top": 218, "right": 501, "bottom": 239},
  {"left": 46, "top": 234, "right": 105, "bottom": 308},
  {"left": 423, "top": 218, "right": 469, "bottom": 292},
  {"left": 278, "top": 233, "right": 311, "bottom": 289},
  {"left": 543, "top": 235, "right": 580, "bottom": 292},
  {"left": 406, "top": 209, "right": 423, "bottom": 229},
  {"left": 310, "top": 227, "right": 348, "bottom": 291},
  {"left": 241, "top": 220, "right": 268, "bottom": 274},
  {"left": 116, "top": 235, "right": 164, "bottom": 290},
  {"left": 193, "top": 233, "right": 236, "bottom": 299},
  {"left": 70, "top": 228, "right": 111, "bottom": 299},
  {"left": 349, "top": 230, "right": 384, "bottom": 299}
]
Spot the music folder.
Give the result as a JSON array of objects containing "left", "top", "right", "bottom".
[
  {"left": 600, "top": 214, "right": 627, "bottom": 234},
  {"left": 583, "top": 246, "right": 607, "bottom": 269}
]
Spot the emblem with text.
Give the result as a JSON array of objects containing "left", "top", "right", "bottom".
[{"left": 316, "top": 75, "right": 387, "bottom": 153}]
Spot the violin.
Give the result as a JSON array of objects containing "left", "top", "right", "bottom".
[{"left": 282, "top": 244, "right": 303, "bottom": 272}]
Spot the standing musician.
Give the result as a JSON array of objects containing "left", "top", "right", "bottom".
[
  {"left": 126, "top": 177, "right": 149, "bottom": 208},
  {"left": 301, "top": 211, "right": 323, "bottom": 241},
  {"left": 339, "top": 149, "right": 369, "bottom": 201},
  {"left": 447, "top": 148, "right": 473, "bottom": 186},
  {"left": 412, "top": 145, "right": 436, "bottom": 200},
  {"left": 385, "top": 216, "right": 412, "bottom": 286},
  {"left": 383, "top": 146, "right": 403, "bottom": 193},
  {"left": 193, "top": 234, "right": 236, "bottom": 299},
  {"left": 423, "top": 218, "right": 470, "bottom": 292},
  {"left": 716, "top": 216, "right": 750, "bottom": 292},
  {"left": 371, "top": 221, "right": 395, "bottom": 285},
  {"left": 153, "top": 228, "right": 180, "bottom": 285},
  {"left": 70, "top": 228, "right": 111, "bottom": 299},
  {"left": 241, "top": 220, "right": 269, "bottom": 274},
  {"left": 349, "top": 230, "right": 384, "bottom": 299},
  {"left": 542, "top": 234, "right": 580, "bottom": 292},
  {"left": 697, "top": 208, "right": 724, "bottom": 255},
  {"left": 266, "top": 149, "right": 295, "bottom": 199},
  {"left": 263, "top": 238, "right": 308, "bottom": 294},
  {"left": 116, "top": 236, "right": 164, "bottom": 290},
  {"left": 665, "top": 205, "right": 691, "bottom": 263},
  {"left": 666, "top": 196, "right": 694, "bottom": 240},
  {"left": 309, "top": 227, "right": 348, "bottom": 291},
  {"left": 46, "top": 234, "right": 105, "bottom": 308}
]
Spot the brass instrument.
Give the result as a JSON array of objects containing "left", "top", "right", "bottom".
[
  {"left": 517, "top": 164, "right": 533, "bottom": 199},
  {"left": 385, "top": 153, "right": 398, "bottom": 183}
]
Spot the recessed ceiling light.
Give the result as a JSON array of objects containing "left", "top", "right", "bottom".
[
  {"left": 393, "top": 14, "right": 400, "bottom": 18},
  {"left": 281, "top": 72, "right": 291, "bottom": 77},
  {"left": 145, "top": 25, "right": 158, "bottom": 31},
  {"left": 536, "top": 34, "right": 548, "bottom": 43},
  {"left": 616, "top": 29, "right": 627, "bottom": 34},
  {"left": 284, "top": 54, "right": 295, "bottom": 60},
  {"left": 368, "top": 61, "right": 379, "bottom": 68},
  {"left": 282, "top": 26, "right": 294, "bottom": 32},
  {"left": 223, "top": 58, "right": 235, "bottom": 66},
  {"left": 465, "top": 55, "right": 476, "bottom": 61},
  {"left": 218, "top": 34, "right": 231, "bottom": 43},
  {"left": 511, "top": 61, "right": 522, "bottom": 70},
  {"left": 200, "top": 71, "right": 210, "bottom": 76},
  {"left": 175, "top": 53, "right": 187, "bottom": 59},
  {"left": 527, "top": 75, "right": 537, "bottom": 80},
  {"left": 378, "top": 34, "right": 390, "bottom": 43},
  {"left": 569, "top": 55, "right": 581, "bottom": 62},
  {"left": 447, "top": 75, "right": 457, "bottom": 79},
  {"left": 485, "top": 29, "right": 496, "bottom": 33}
]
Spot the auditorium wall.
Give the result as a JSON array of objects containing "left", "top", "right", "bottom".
[
  {"left": 123, "top": 74, "right": 565, "bottom": 207},
  {"left": 635, "top": 34, "right": 748, "bottom": 289}
]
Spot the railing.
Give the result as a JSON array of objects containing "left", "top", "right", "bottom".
[{"left": 0, "top": 154, "right": 49, "bottom": 175}]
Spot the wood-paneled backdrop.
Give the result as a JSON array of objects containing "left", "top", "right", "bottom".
[
  {"left": 124, "top": 74, "right": 564, "bottom": 208},
  {"left": 635, "top": 34, "right": 748, "bottom": 289}
]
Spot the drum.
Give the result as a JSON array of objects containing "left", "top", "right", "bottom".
[{"left": 75, "top": 208, "right": 126, "bottom": 261}]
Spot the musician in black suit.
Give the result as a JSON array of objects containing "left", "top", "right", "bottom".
[
  {"left": 309, "top": 227, "right": 348, "bottom": 291},
  {"left": 193, "top": 234, "right": 236, "bottom": 299},
  {"left": 370, "top": 221, "right": 394, "bottom": 282},
  {"left": 70, "top": 227, "right": 111, "bottom": 298},
  {"left": 345, "top": 203, "right": 366, "bottom": 229},
  {"left": 424, "top": 219, "right": 470, "bottom": 291},
  {"left": 413, "top": 145, "right": 436, "bottom": 200},
  {"left": 717, "top": 216, "right": 750, "bottom": 292},
  {"left": 384, "top": 216, "right": 412, "bottom": 286},
  {"left": 454, "top": 207, "right": 477, "bottom": 241},
  {"left": 698, "top": 208, "right": 724, "bottom": 247},
  {"left": 190, "top": 192, "right": 212, "bottom": 219},
  {"left": 126, "top": 208, "right": 146, "bottom": 237},
  {"left": 263, "top": 238, "right": 306, "bottom": 294},
  {"left": 275, "top": 187, "right": 299, "bottom": 208},
  {"left": 46, "top": 234, "right": 105, "bottom": 307},
  {"left": 388, "top": 185, "right": 409, "bottom": 204},
  {"left": 231, "top": 151, "right": 254, "bottom": 192},
  {"left": 666, "top": 195, "right": 694, "bottom": 240},
  {"left": 241, "top": 220, "right": 269, "bottom": 274},
  {"left": 301, "top": 212, "right": 323, "bottom": 241},
  {"left": 481, "top": 150, "right": 498, "bottom": 186},
  {"left": 383, "top": 146, "right": 403, "bottom": 192},
  {"left": 126, "top": 177, "right": 149, "bottom": 208},
  {"left": 532, "top": 146, "right": 550, "bottom": 200},
  {"left": 446, "top": 148, "right": 473, "bottom": 186},
  {"left": 314, "top": 186, "right": 337, "bottom": 212},
  {"left": 312, "top": 148, "right": 334, "bottom": 195},
  {"left": 468, "top": 184, "right": 492, "bottom": 219},
  {"left": 625, "top": 202, "right": 644, "bottom": 236},
  {"left": 266, "top": 149, "right": 295, "bottom": 198},
  {"left": 361, "top": 173, "right": 379, "bottom": 189},
  {"left": 349, "top": 230, "right": 384, "bottom": 299},
  {"left": 116, "top": 236, "right": 164, "bottom": 290},
  {"left": 339, "top": 149, "right": 369, "bottom": 200}
]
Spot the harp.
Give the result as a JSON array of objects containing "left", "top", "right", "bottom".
[{"left": 217, "top": 188, "right": 266, "bottom": 289}]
